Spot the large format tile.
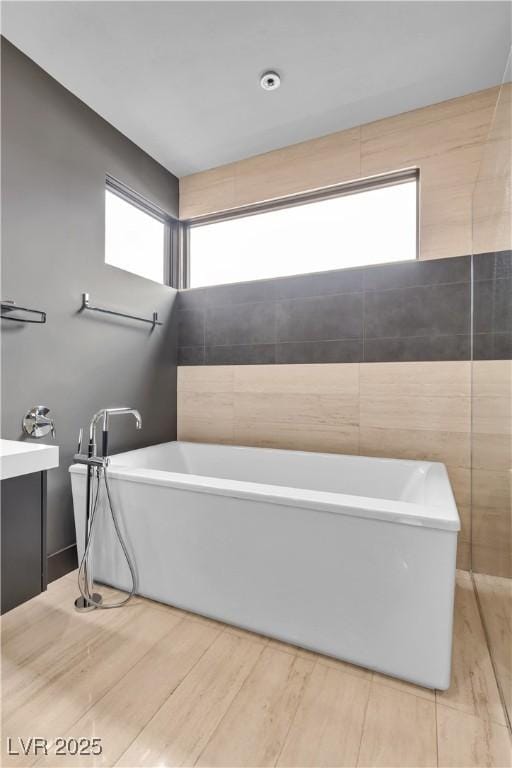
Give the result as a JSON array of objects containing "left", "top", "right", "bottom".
[
  {"left": 233, "top": 362, "right": 359, "bottom": 395},
  {"left": 363, "top": 255, "right": 470, "bottom": 292},
  {"left": 474, "top": 277, "right": 512, "bottom": 335},
  {"left": 364, "top": 334, "right": 470, "bottom": 362},
  {"left": 117, "top": 632, "right": 264, "bottom": 768},
  {"left": 206, "top": 343, "right": 276, "bottom": 365},
  {"left": 357, "top": 683, "right": 437, "bottom": 767},
  {"left": 176, "top": 308, "right": 205, "bottom": 347},
  {"left": 206, "top": 301, "right": 276, "bottom": 346},
  {"left": 436, "top": 573, "right": 506, "bottom": 725},
  {"left": 35, "top": 618, "right": 220, "bottom": 767},
  {"left": 473, "top": 573, "right": 512, "bottom": 725},
  {"left": 177, "top": 345, "right": 205, "bottom": 365},
  {"left": 276, "top": 339, "right": 363, "bottom": 364},
  {"left": 2, "top": 603, "right": 182, "bottom": 767},
  {"left": 274, "top": 267, "right": 364, "bottom": 300},
  {"left": 437, "top": 705, "right": 512, "bottom": 768},
  {"left": 360, "top": 395, "right": 470, "bottom": 432},
  {"left": 364, "top": 282, "right": 470, "bottom": 339},
  {"left": 233, "top": 126, "right": 361, "bottom": 207},
  {"left": 276, "top": 293, "right": 363, "bottom": 342},
  {"left": 359, "top": 361, "right": 471, "bottom": 398},
  {"left": 178, "top": 365, "right": 234, "bottom": 392},
  {"left": 195, "top": 647, "right": 314, "bottom": 767},
  {"left": 473, "top": 332, "right": 512, "bottom": 360},
  {"left": 277, "top": 663, "right": 370, "bottom": 767},
  {"left": 360, "top": 426, "right": 470, "bottom": 467}
]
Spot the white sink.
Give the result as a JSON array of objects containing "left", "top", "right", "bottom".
[{"left": 0, "top": 439, "right": 59, "bottom": 480}]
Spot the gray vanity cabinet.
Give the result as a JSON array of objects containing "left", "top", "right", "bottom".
[{"left": 1, "top": 471, "right": 47, "bottom": 613}]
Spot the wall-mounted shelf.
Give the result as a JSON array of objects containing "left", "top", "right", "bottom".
[
  {"left": 80, "top": 293, "right": 162, "bottom": 328},
  {"left": 1, "top": 300, "right": 46, "bottom": 324}
]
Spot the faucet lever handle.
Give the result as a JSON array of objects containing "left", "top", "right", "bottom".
[{"left": 77, "top": 427, "right": 83, "bottom": 454}]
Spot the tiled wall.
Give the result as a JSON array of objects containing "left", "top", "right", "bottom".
[
  {"left": 176, "top": 250, "right": 511, "bottom": 574},
  {"left": 471, "top": 78, "right": 512, "bottom": 579},
  {"left": 177, "top": 252, "right": 511, "bottom": 366},
  {"left": 180, "top": 86, "right": 508, "bottom": 260},
  {"left": 177, "top": 361, "right": 473, "bottom": 570}
]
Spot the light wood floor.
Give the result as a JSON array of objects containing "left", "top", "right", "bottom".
[{"left": 1, "top": 570, "right": 511, "bottom": 768}]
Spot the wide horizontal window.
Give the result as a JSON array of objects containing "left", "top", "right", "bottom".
[
  {"left": 186, "top": 174, "right": 418, "bottom": 288},
  {"left": 105, "top": 179, "right": 172, "bottom": 284}
]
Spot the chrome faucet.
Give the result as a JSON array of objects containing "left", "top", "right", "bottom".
[
  {"left": 23, "top": 406, "right": 56, "bottom": 439},
  {"left": 74, "top": 407, "right": 142, "bottom": 613},
  {"left": 87, "top": 407, "right": 142, "bottom": 458}
]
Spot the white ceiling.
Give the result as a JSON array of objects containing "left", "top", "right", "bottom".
[{"left": 2, "top": 1, "right": 511, "bottom": 177}]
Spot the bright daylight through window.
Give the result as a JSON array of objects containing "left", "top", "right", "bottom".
[
  {"left": 188, "top": 177, "right": 418, "bottom": 288},
  {"left": 105, "top": 188, "right": 166, "bottom": 283}
]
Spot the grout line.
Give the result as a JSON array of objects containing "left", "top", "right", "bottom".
[
  {"left": 434, "top": 681, "right": 440, "bottom": 767},
  {"left": 30, "top": 608, "right": 188, "bottom": 764},
  {"left": 113, "top": 621, "right": 227, "bottom": 767},
  {"left": 273, "top": 656, "right": 319, "bottom": 767},
  {"left": 355, "top": 671, "right": 373, "bottom": 767},
  {"left": 192, "top": 641, "right": 267, "bottom": 766},
  {"left": 471, "top": 571, "right": 512, "bottom": 735}
]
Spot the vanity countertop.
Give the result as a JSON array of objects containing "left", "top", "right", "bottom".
[{"left": 0, "top": 439, "right": 59, "bottom": 480}]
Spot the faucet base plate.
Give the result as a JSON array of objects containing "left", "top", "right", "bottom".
[{"left": 74, "top": 593, "right": 103, "bottom": 612}]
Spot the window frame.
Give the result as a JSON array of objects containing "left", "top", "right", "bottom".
[
  {"left": 180, "top": 168, "right": 420, "bottom": 290},
  {"left": 105, "top": 174, "right": 180, "bottom": 286}
]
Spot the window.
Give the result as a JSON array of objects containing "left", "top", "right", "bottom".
[
  {"left": 185, "top": 172, "right": 418, "bottom": 288},
  {"left": 105, "top": 177, "right": 174, "bottom": 284}
]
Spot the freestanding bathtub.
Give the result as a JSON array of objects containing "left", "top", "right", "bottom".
[{"left": 70, "top": 441, "right": 459, "bottom": 689}]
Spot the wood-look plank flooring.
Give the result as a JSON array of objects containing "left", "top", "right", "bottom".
[{"left": 1, "top": 571, "right": 510, "bottom": 768}]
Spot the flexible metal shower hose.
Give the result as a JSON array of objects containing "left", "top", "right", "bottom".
[{"left": 77, "top": 466, "right": 137, "bottom": 609}]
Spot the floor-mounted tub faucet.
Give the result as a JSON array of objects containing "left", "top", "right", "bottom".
[{"left": 74, "top": 406, "right": 142, "bottom": 612}]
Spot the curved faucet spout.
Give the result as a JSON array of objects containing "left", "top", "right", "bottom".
[{"left": 88, "top": 407, "right": 142, "bottom": 457}]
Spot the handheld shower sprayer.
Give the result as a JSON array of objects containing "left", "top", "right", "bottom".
[{"left": 74, "top": 407, "right": 142, "bottom": 613}]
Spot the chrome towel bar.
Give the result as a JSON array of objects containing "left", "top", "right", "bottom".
[
  {"left": 1, "top": 300, "right": 46, "bottom": 323},
  {"left": 80, "top": 293, "right": 162, "bottom": 328}
]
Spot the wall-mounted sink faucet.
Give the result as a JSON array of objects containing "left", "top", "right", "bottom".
[{"left": 23, "top": 406, "right": 55, "bottom": 439}]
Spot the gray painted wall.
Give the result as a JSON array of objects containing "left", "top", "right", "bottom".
[{"left": 1, "top": 39, "right": 179, "bottom": 561}]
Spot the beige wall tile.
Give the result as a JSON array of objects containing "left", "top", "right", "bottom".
[
  {"left": 179, "top": 165, "right": 236, "bottom": 219},
  {"left": 360, "top": 395, "right": 470, "bottom": 433},
  {"left": 234, "top": 127, "right": 360, "bottom": 208},
  {"left": 472, "top": 397, "right": 512, "bottom": 435},
  {"left": 473, "top": 544, "right": 512, "bottom": 579},
  {"left": 472, "top": 469, "right": 511, "bottom": 511},
  {"left": 359, "top": 88, "right": 498, "bottom": 143},
  {"left": 233, "top": 421, "right": 359, "bottom": 455},
  {"left": 177, "top": 390, "right": 234, "bottom": 421},
  {"left": 360, "top": 361, "right": 471, "bottom": 398},
  {"left": 178, "top": 365, "right": 234, "bottom": 392},
  {"left": 447, "top": 466, "right": 471, "bottom": 508},
  {"left": 180, "top": 86, "right": 504, "bottom": 260},
  {"left": 360, "top": 96, "right": 495, "bottom": 175},
  {"left": 234, "top": 392, "right": 358, "bottom": 429},
  {"left": 457, "top": 505, "right": 471, "bottom": 545},
  {"left": 359, "top": 426, "right": 470, "bottom": 468},
  {"left": 472, "top": 360, "right": 512, "bottom": 398},
  {"left": 234, "top": 362, "right": 359, "bottom": 395},
  {"left": 456, "top": 540, "right": 471, "bottom": 571},
  {"left": 177, "top": 417, "right": 235, "bottom": 444},
  {"left": 472, "top": 433, "right": 511, "bottom": 471}
]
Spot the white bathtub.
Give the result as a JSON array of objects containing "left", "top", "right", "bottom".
[{"left": 70, "top": 441, "right": 459, "bottom": 689}]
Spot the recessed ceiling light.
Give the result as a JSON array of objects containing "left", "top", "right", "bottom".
[{"left": 260, "top": 71, "right": 281, "bottom": 91}]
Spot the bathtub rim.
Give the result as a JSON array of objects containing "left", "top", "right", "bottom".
[{"left": 69, "top": 441, "right": 460, "bottom": 533}]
